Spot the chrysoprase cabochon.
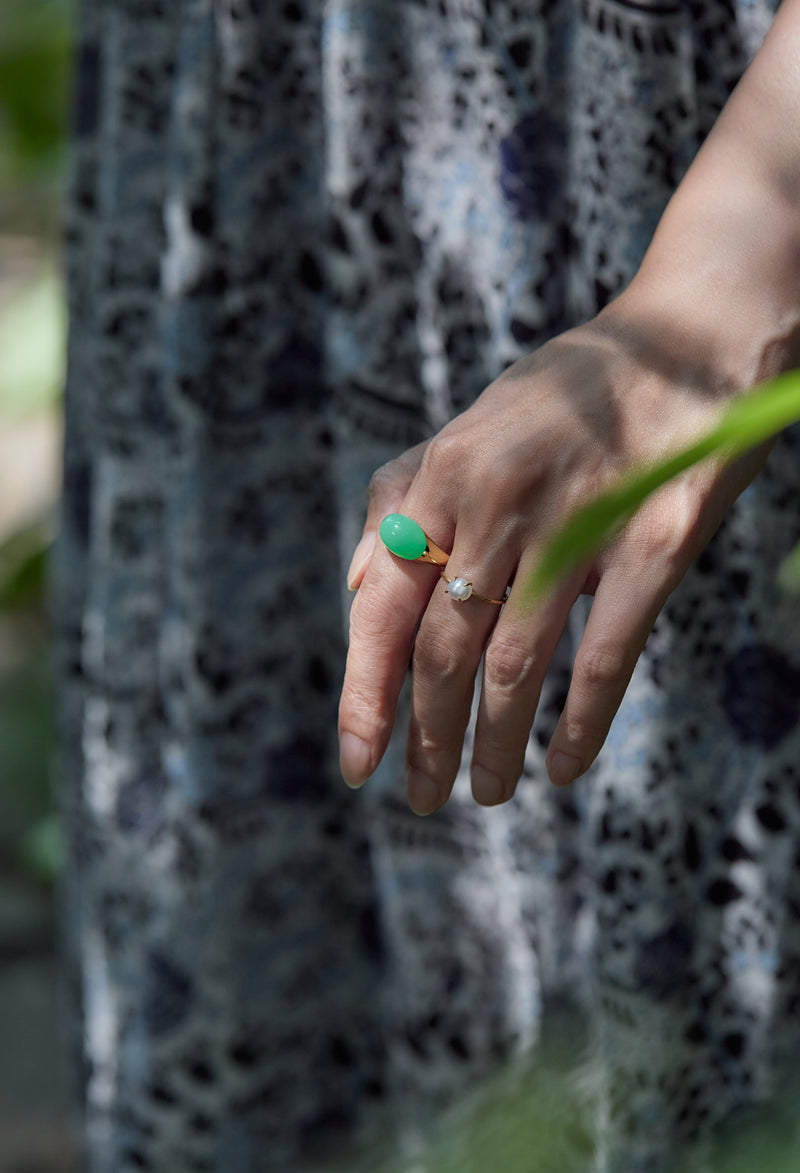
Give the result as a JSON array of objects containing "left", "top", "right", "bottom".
[{"left": 379, "top": 514, "right": 428, "bottom": 561}]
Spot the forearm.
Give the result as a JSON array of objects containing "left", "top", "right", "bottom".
[{"left": 612, "top": 0, "right": 800, "bottom": 392}]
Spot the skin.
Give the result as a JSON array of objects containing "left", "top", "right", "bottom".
[{"left": 338, "top": 0, "right": 800, "bottom": 815}]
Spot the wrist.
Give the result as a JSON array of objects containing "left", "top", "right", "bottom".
[{"left": 624, "top": 169, "right": 800, "bottom": 395}]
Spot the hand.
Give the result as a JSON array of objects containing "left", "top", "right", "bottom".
[
  {"left": 338, "top": 303, "right": 772, "bottom": 815},
  {"left": 338, "top": 0, "right": 800, "bottom": 814}
]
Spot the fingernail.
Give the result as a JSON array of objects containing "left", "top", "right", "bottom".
[
  {"left": 340, "top": 732, "right": 373, "bottom": 788},
  {"left": 471, "top": 765, "right": 506, "bottom": 806},
  {"left": 547, "top": 750, "right": 582, "bottom": 787},
  {"left": 346, "top": 532, "right": 377, "bottom": 591},
  {"left": 406, "top": 769, "right": 442, "bottom": 816}
]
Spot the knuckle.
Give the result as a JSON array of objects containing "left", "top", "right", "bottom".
[
  {"left": 410, "top": 727, "right": 455, "bottom": 759},
  {"left": 343, "top": 683, "right": 392, "bottom": 738},
  {"left": 367, "top": 461, "right": 402, "bottom": 504},
  {"left": 412, "top": 633, "right": 465, "bottom": 684},
  {"left": 575, "top": 638, "right": 629, "bottom": 692},
  {"left": 631, "top": 514, "right": 684, "bottom": 565},
  {"left": 349, "top": 590, "right": 400, "bottom": 645},
  {"left": 626, "top": 487, "right": 706, "bottom": 575},
  {"left": 409, "top": 711, "right": 469, "bottom": 769},
  {"left": 561, "top": 710, "right": 607, "bottom": 755},
  {"left": 483, "top": 636, "right": 538, "bottom": 695},
  {"left": 485, "top": 446, "right": 532, "bottom": 495},
  {"left": 560, "top": 468, "right": 604, "bottom": 518},
  {"left": 420, "top": 430, "right": 463, "bottom": 478},
  {"left": 480, "top": 441, "right": 551, "bottom": 511}
]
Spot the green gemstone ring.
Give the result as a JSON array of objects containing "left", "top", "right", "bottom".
[
  {"left": 379, "top": 513, "right": 449, "bottom": 566},
  {"left": 378, "top": 514, "right": 508, "bottom": 605}
]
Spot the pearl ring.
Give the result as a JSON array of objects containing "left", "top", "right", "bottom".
[{"left": 379, "top": 514, "right": 509, "bottom": 606}]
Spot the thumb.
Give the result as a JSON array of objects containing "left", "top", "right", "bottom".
[{"left": 346, "top": 440, "right": 429, "bottom": 591}]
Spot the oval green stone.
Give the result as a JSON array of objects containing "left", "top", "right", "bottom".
[{"left": 379, "top": 513, "right": 427, "bottom": 560}]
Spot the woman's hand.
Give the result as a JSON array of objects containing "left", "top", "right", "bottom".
[
  {"left": 339, "top": 0, "right": 800, "bottom": 814},
  {"left": 338, "top": 303, "right": 772, "bottom": 814}
]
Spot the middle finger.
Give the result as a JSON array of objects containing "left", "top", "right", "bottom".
[
  {"left": 472, "top": 551, "right": 585, "bottom": 804},
  {"left": 406, "top": 528, "right": 517, "bottom": 814}
]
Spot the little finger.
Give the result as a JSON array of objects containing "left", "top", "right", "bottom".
[{"left": 545, "top": 562, "right": 669, "bottom": 785}]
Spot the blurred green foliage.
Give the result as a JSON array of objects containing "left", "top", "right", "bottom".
[
  {"left": 0, "top": 0, "right": 73, "bottom": 197},
  {"left": 344, "top": 1026, "right": 800, "bottom": 1173},
  {"left": 0, "top": 0, "right": 71, "bottom": 885}
]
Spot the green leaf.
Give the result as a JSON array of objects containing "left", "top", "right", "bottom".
[
  {"left": 713, "top": 369, "right": 800, "bottom": 453},
  {"left": 523, "top": 370, "right": 800, "bottom": 605}
]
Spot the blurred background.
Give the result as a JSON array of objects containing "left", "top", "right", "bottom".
[{"left": 0, "top": 0, "right": 74, "bottom": 1169}]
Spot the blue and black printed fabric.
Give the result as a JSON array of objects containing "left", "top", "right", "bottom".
[{"left": 57, "top": 2, "right": 800, "bottom": 1171}]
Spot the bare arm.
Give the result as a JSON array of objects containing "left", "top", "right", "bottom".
[{"left": 626, "top": 0, "right": 800, "bottom": 385}]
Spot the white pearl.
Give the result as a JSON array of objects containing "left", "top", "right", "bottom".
[{"left": 446, "top": 577, "right": 473, "bottom": 602}]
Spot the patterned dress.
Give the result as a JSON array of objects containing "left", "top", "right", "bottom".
[{"left": 57, "top": 1, "right": 800, "bottom": 1171}]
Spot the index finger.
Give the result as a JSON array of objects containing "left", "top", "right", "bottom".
[{"left": 338, "top": 540, "right": 440, "bottom": 787}]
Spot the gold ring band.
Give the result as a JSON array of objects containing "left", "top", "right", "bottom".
[{"left": 441, "top": 573, "right": 509, "bottom": 606}]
